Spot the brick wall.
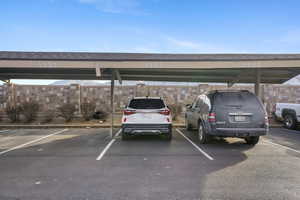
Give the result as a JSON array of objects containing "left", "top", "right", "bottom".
[{"left": 1, "top": 83, "right": 300, "bottom": 115}]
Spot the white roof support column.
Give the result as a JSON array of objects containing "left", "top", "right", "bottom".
[
  {"left": 110, "top": 70, "right": 115, "bottom": 138},
  {"left": 95, "top": 67, "right": 101, "bottom": 77},
  {"left": 255, "top": 68, "right": 261, "bottom": 99}
]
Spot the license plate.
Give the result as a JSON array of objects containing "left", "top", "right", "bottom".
[{"left": 235, "top": 116, "right": 246, "bottom": 122}]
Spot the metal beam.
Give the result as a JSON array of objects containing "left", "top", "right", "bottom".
[
  {"left": 114, "top": 69, "right": 122, "bottom": 85},
  {"left": 2, "top": 59, "right": 300, "bottom": 70},
  {"left": 227, "top": 72, "right": 244, "bottom": 87},
  {"left": 119, "top": 69, "right": 242, "bottom": 76},
  {"left": 0, "top": 66, "right": 297, "bottom": 84},
  {"left": 110, "top": 70, "right": 115, "bottom": 138},
  {"left": 227, "top": 82, "right": 234, "bottom": 88},
  {"left": 0, "top": 51, "right": 300, "bottom": 84},
  {"left": 0, "top": 75, "right": 287, "bottom": 84},
  {"left": 227, "top": 69, "right": 254, "bottom": 87},
  {"left": 95, "top": 67, "right": 101, "bottom": 77},
  {"left": 255, "top": 68, "right": 261, "bottom": 98}
]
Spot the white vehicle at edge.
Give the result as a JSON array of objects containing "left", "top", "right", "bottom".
[
  {"left": 274, "top": 103, "right": 300, "bottom": 129},
  {"left": 121, "top": 97, "right": 172, "bottom": 140}
]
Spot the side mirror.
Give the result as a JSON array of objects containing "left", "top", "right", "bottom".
[{"left": 186, "top": 104, "right": 192, "bottom": 108}]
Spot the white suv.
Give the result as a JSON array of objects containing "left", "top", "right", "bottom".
[{"left": 121, "top": 97, "right": 172, "bottom": 140}]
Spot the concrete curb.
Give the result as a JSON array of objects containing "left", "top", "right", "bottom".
[{"left": 0, "top": 124, "right": 283, "bottom": 129}]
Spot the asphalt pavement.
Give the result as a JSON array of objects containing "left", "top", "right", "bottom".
[{"left": 0, "top": 127, "right": 299, "bottom": 200}]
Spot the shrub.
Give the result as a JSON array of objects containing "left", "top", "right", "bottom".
[
  {"left": 20, "top": 101, "right": 40, "bottom": 123},
  {"left": 5, "top": 104, "right": 22, "bottom": 122},
  {"left": 57, "top": 103, "right": 76, "bottom": 122},
  {"left": 43, "top": 109, "right": 55, "bottom": 123},
  {"left": 168, "top": 104, "right": 183, "bottom": 120},
  {"left": 93, "top": 110, "right": 108, "bottom": 121},
  {"left": 81, "top": 102, "right": 96, "bottom": 121}
]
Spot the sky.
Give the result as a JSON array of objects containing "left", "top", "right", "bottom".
[{"left": 1, "top": 0, "right": 300, "bottom": 84}]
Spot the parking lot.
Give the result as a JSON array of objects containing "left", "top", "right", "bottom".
[{"left": 0, "top": 127, "right": 299, "bottom": 200}]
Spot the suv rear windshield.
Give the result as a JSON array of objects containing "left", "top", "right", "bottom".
[
  {"left": 128, "top": 99, "right": 165, "bottom": 109},
  {"left": 214, "top": 92, "right": 263, "bottom": 109}
]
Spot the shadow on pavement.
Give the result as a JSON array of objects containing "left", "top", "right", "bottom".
[
  {"left": 175, "top": 129, "right": 256, "bottom": 200},
  {"left": 0, "top": 128, "right": 262, "bottom": 200}
]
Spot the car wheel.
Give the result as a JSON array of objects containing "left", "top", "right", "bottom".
[
  {"left": 284, "top": 114, "right": 297, "bottom": 130},
  {"left": 185, "top": 117, "right": 192, "bottom": 131},
  {"left": 245, "top": 136, "right": 260, "bottom": 145},
  {"left": 165, "top": 132, "right": 172, "bottom": 141},
  {"left": 198, "top": 122, "right": 210, "bottom": 144},
  {"left": 121, "top": 132, "right": 130, "bottom": 140}
]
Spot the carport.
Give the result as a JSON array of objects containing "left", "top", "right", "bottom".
[{"left": 1, "top": 51, "right": 300, "bottom": 137}]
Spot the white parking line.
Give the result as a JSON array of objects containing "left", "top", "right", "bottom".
[
  {"left": 0, "top": 130, "right": 9, "bottom": 133},
  {"left": 176, "top": 129, "right": 214, "bottom": 161},
  {"left": 96, "top": 129, "right": 122, "bottom": 161},
  {"left": 263, "top": 139, "right": 300, "bottom": 154},
  {"left": 0, "top": 129, "right": 69, "bottom": 156}
]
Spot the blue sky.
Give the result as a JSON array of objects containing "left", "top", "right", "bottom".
[{"left": 1, "top": 0, "right": 300, "bottom": 84}]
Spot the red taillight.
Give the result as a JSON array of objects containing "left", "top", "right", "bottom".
[
  {"left": 123, "top": 110, "right": 136, "bottom": 115},
  {"left": 159, "top": 109, "right": 170, "bottom": 115},
  {"left": 208, "top": 112, "right": 216, "bottom": 122}
]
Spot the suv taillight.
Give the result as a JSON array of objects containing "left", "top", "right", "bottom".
[
  {"left": 123, "top": 110, "right": 136, "bottom": 115},
  {"left": 159, "top": 109, "right": 170, "bottom": 115},
  {"left": 208, "top": 112, "right": 216, "bottom": 122}
]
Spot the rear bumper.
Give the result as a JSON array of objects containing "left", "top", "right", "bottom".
[
  {"left": 210, "top": 127, "right": 268, "bottom": 137},
  {"left": 122, "top": 123, "right": 172, "bottom": 135}
]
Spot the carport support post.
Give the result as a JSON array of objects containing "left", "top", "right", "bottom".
[
  {"left": 255, "top": 68, "right": 261, "bottom": 99},
  {"left": 110, "top": 70, "right": 115, "bottom": 138}
]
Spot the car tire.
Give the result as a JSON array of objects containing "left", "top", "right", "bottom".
[
  {"left": 198, "top": 122, "right": 210, "bottom": 144},
  {"left": 283, "top": 114, "right": 297, "bottom": 130},
  {"left": 245, "top": 136, "right": 260, "bottom": 145},
  {"left": 165, "top": 132, "right": 172, "bottom": 141},
  {"left": 121, "top": 132, "right": 130, "bottom": 140},
  {"left": 185, "top": 117, "right": 192, "bottom": 131}
]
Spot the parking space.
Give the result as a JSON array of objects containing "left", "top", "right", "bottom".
[
  {"left": 0, "top": 128, "right": 299, "bottom": 200},
  {"left": 264, "top": 128, "right": 300, "bottom": 152},
  {"left": 0, "top": 129, "right": 67, "bottom": 154}
]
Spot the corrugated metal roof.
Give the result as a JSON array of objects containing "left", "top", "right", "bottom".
[
  {"left": 1, "top": 51, "right": 300, "bottom": 84},
  {"left": 1, "top": 51, "right": 300, "bottom": 61}
]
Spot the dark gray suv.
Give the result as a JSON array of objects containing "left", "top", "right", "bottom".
[{"left": 185, "top": 90, "right": 269, "bottom": 145}]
